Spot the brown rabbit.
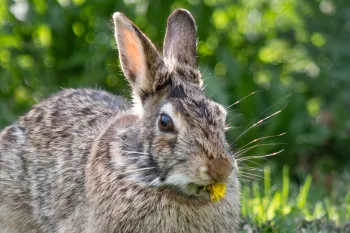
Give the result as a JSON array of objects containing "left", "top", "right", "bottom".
[{"left": 0, "top": 9, "right": 240, "bottom": 233}]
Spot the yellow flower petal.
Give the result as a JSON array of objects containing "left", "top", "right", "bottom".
[{"left": 203, "top": 183, "right": 226, "bottom": 202}]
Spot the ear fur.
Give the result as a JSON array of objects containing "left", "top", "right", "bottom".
[
  {"left": 163, "top": 9, "right": 197, "bottom": 68},
  {"left": 113, "top": 12, "right": 163, "bottom": 101}
]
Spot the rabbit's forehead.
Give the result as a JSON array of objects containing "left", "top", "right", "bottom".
[{"left": 167, "top": 84, "right": 226, "bottom": 129}]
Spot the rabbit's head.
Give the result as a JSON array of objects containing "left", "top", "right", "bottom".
[{"left": 113, "top": 9, "right": 238, "bottom": 198}]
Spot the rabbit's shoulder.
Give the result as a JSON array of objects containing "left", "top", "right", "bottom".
[
  {"left": 0, "top": 88, "right": 132, "bottom": 231},
  {"left": 19, "top": 88, "right": 131, "bottom": 133}
]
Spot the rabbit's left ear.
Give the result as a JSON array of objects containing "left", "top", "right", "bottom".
[
  {"left": 163, "top": 9, "right": 197, "bottom": 68},
  {"left": 113, "top": 12, "right": 163, "bottom": 101}
]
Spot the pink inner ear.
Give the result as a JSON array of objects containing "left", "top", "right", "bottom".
[{"left": 120, "top": 27, "right": 145, "bottom": 80}]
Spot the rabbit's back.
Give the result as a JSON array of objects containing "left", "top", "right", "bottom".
[{"left": 0, "top": 89, "right": 130, "bottom": 232}]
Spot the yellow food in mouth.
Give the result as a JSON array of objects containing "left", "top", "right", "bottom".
[{"left": 202, "top": 183, "right": 226, "bottom": 202}]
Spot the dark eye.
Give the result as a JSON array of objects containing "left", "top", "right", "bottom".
[{"left": 158, "top": 114, "right": 174, "bottom": 132}]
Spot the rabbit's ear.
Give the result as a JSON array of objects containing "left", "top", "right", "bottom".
[
  {"left": 113, "top": 12, "right": 163, "bottom": 99},
  {"left": 163, "top": 9, "right": 197, "bottom": 68}
]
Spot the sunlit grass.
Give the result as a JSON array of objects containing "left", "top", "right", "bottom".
[{"left": 240, "top": 166, "right": 350, "bottom": 232}]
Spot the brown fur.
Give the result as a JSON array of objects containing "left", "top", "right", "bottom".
[{"left": 0, "top": 9, "right": 240, "bottom": 233}]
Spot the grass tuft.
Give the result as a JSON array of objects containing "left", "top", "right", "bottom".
[{"left": 240, "top": 167, "right": 350, "bottom": 232}]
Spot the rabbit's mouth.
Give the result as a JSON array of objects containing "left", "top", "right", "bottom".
[
  {"left": 160, "top": 173, "right": 227, "bottom": 202},
  {"left": 178, "top": 182, "right": 224, "bottom": 202},
  {"left": 187, "top": 183, "right": 226, "bottom": 202},
  {"left": 181, "top": 183, "right": 210, "bottom": 200}
]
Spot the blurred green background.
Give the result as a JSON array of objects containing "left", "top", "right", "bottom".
[{"left": 1, "top": 0, "right": 350, "bottom": 189}]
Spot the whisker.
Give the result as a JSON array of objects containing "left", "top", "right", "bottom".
[
  {"left": 233, "top": 143, "right": 286, "bottom": 158},
  {"left": 120, "top": 150, "right": 151, "bottom": 155},
  {"left": 233, "top": 108, "right": 286, "bottom": 144},
  {"left": 238, "top": 178, "right": 253, "bottom": 186},
  {"left": 239, "top": 174, "right": 261, "bottom": 181},
  {"left": 233, "top": 93, "right": 291, "bottom": 143},
  {"left": 237, "top": 164, "right": 261, "bottom": 171},
  {"left": 232, "top": 145, "right": 257, "bottom": 158},
  {"left": 250, "top": 120, "right": 269, "bottom": 128},
  {"left": 238, "top": 167, "right": 264, "bottom": 172},
  {"left": 239, "top": 175, "right": 263, "bottom": 181},
  {"left": 239, "top": 170, "right": 265, "bottom": 176},
  {"left": 237, "top": 132, "right": 287, "bottom": 151},
  {"left": 238, "top": 175, "right": 253, "bottom": 182},
  {"left": 118, "top": 167, "right": 156, "bottom": 175},
  {"left": 227, "top": 113, "right": 244, "bottom": 119},
  {"left": 239, "top": 171, "right": 266, "bottom": 180},
  {"left": 146, "top": 177, "right": 160, "bottom": 188},
  {"left": 238, "top": 159, "right": 264, "bottom": 168},
  {"left": 229, "top": 121, "right": 270, "bottom": 142},
  {"left": 119, "top": 155, "right": 149, "bottom": 159},
  {"left": 236, "top": 149, "right": 284, "bottom": 162},
  {"left": 225, "top": 91, "right": 262, "bottom": 109}
]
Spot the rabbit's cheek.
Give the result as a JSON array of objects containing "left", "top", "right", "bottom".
[
  {"left": 163, "top": 173, "right": 192, "bottom": 188},
  {"left": 232, "top": 159, "right": 238, "bottom": 177}
]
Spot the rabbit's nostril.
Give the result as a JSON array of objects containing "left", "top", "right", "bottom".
[{"left": 207, "top": 157, "right": 233, "bottom": 183}]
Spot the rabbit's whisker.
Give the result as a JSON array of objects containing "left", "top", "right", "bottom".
[
  {"left": 225, "top": 91, "right": 262, "bottom": 109},
  {"left": 238, "top": 161, "right": 263, "bottom": 168},
  {"left": 233, "top": 93, "right": 291, "bottom": 143},
  {"left": 118, "top": 167, "right": 156, "bottom": 175},
  {"left": 121, "top": 150, "right": 151, "bottom": 155},
  {"left": 238, "top": 174, "right": 261, "bottom": 181},
  {"left": 238, "top": 178, "right": 253, "bottom": 186},
  {"left": 233, "top": 108, "right": 285, "bottom": 144},
  {"left": 234, "top": 132, "right": 287, "bottom": 151},
  {"left": 231, "top": 145, "right": 255, "bottom": 159},
  {"left": 228, "top": 122, "right": 270, "bottom": 145},
  {"left": 238, "top": 167, "right": 263, "bottom": 172},
  {"left": 238, "top": 171, "right": 265, "bottom": 180},
  {"left": 233, "top": 142, "right": 286, "bottom": 158},
  {"left": 238, "top": 159, "right": 264, "bottom": 169},
  {"left": 239, "top": 173, "right": 264, "bottom": 181},
  {"left": 146, "top": 177, "right": 160, "bottom": 188},
  {"left": 236, "top": 149, "right": 284, "bottom": 162},
  {"left": 239, "top": 175, "right": 263, "bottom": 181}
]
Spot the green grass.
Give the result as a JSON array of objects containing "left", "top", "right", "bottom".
[{"left": 239, "top": 166, "right": 350, "bottom": 232}]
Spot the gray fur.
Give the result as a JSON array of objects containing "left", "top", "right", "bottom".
[{"left": 0, "top": 9, "right": 240, "bottom": 233}]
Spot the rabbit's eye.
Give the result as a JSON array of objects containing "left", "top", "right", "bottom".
[{"left": 159, "top": 114, "right": 174, "bottom": 132}]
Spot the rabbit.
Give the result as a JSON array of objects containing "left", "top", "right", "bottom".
[{"left": 0, "top": 8, "right": 240, "bottom": 233}]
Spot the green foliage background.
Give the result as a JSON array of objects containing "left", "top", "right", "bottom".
[
  {"left": 1, "top": 0, "right": 350, "bottom": 231},
  {"left": 1, "top": 0, "right": 349, "bottom": 180}
]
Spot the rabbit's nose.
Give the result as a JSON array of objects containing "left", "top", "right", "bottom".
[{"left": 207, "top": 157, "right": 233, "bottom": 183}]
